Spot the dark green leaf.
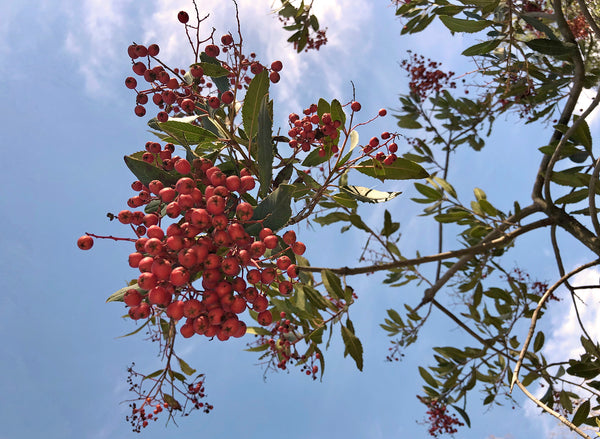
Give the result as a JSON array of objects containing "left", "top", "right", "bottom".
[
  {"left": 330, "top": 99, "right": 346, "bottom": 126},
  {"left": 519, "top": 14, "right": 558, "bottom": 40},
  {"left": 533, "top": 331, "right": 545, "bottom": 352},
  {"left": 525, "top": 39, "right": 575, "bottom": 56},
  {"left": 245, "top": 184, "right": 294, "bottom": 235},
  {"left": 396, "top": 115, "right": 423, "bottom": 129},
  {"left": 341, "top": 325, "right": 364, "bottom": 371},
  {"left": 199, "top": 53, "right": 230, "bottom": 93},
  {"left": 242, "top": 70, "right": 269, "bottom": 141},
  {"left": 257, "top": 96, "right": 273, "bottom": 197},
  {"left": 462, "top": 39, "right": 501, "bottom": 56},
  {"left": 123, "top": 154, "right": 180, "bottom": 187},
  {"left": 197, "top": 61, "right": 230, "bottom": 78},
  {"left": 572, "top": 400, "right": 590, "bottom": 427},
  {"left": 567, "top": 361, "right": 600, "bottom": 379},
  {"left": 451, "top": 405, "right": 471, "bottom": 428},
  {"left": 158, "top": 118, "right": 218, "bottom": 146}
]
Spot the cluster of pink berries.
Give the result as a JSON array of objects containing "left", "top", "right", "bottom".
[{"left": 423, "top": 400, "right": 464, "bottom": 437}]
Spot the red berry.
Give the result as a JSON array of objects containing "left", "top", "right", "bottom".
[
  {"left": 350, "top": 101, "right": 361, "bottom": 112},
  {"left": 221, "top": 34, "right": 234, "bottom": 45},
  {"left": 208, "top": 96, "right": 220, "bottom": 109},
  {"left": 125, "top": 77, "right": 137, "bottom": 89},
  {"left": 221, "top": 90, "right": 234, "bottom": 105},
  {"left": 269, "top": 71, "right": 280, "bottom": 83},
  {"left": 134, "top": 105, "right": 146, "bottom": 117},
  {"left": 174, "top": 158, "right": 192, "bottom": 174},
  {"left": 257, "top": 310, "right": 273, "bottom": 326},
  {"left": 177, "top": 11, "right": 189, "bottom": 24},
  {"left": 205, "top": 44, "right": 220, "bottom": 58},
  {"left": 271, "top": 60, "right": 283, "bottom": 72},
  {"left": 77, "top": 235, "right": 94, "bottom": 250},
  {"left": 378, "top": 108, "right": 387, "bottom": 116},
  {"left": 147, "top": 44, "right": 160, "bottom": 56}
]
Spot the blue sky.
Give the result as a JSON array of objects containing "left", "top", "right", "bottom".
[{"left": 1, "top": 1, "right": 599, "bottom": 438}]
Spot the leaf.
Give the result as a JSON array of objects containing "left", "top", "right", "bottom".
[
  {"left": 199, "top": 53, "right": 230, "bottom": 93},
  {"left": 123, "top": 154, "right": 180, "bottom": 187},
  {"left": 555, "top": 189, "right": 589, "bottom": 205},
  {"left": 571, "top": 116, "right": 593, "bottom": 151},
  {"left": 519, "top": 14, "right": 559, "bottom": 41},
  {"left": 341, "top": 324, "right": 364, "bottom": 371},
  {"left": 163, "top": 394, "right": 182, "bottom": 410},
  {"left": 451, "top": 405, "right": 471, "bottom": 428},
  {"left": 461, "top": 39, "right": 501, "bottom": 56},
  {"left": 533, "top": 331, "right": 545, "bottom": 352},
  {"left": 245, "top": 184, "right": 294, "bottom": 235},
  {"left": 354, "top": 158, "right": 428, "bottom": 181},
  {"left": 196, "top": 61, "right": 230, "bottom": 78},
  {"left": 419, "top": 367, "right": 438, "bottom": 388},
  {"left": 396, "top": 115, "right": 422, "bottom": 129},
  {"left": 242, "top": 70, "right": 269, "bottom": 141},
  {"left": 439, "top": 16, "right": 491, "bottom": 33},
  {"left": 572, "top": 400, "right": 590, "bottom": 427},
  {"left": 567, "top": 361, "right": 600, "bottom": 379},
  {"left": 525, "top": 39, "right": 575, "bottom": 56},
  {"left": 414, "top": 182, "right": 442, "bottom": 200},
  {"left": 302, "top": 147, "right": 329, "bottom": 167},
  {"left": 341, "top": 185, "right": 402, "bottom": 203},
  {"left": 257, "top": 96, "right": 273, "bottom": 197},
  {"left": 330, "top": 99, "right": 346, "bottom": 126},
  {"left": 321, "top": 269, "right": 345, "bottom": 300},
  {"left": 158, "top": 118, "right": 218, "bottom": 146},
  {"left": 178, "top": 357, "right": 196, "bottom": 376},
  {"left": 349, "top": 130, "right": 359, "bottom": 150},
  {"left": 107, "top": 283, "right": 144, "bottom": 302},
  {"left": 117, "top": 319, "right": 151, "bottom": 338}
]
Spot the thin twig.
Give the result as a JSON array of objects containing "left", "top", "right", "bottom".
[{"left": 510, "top": 259, "right": 600, "bottom": 392}]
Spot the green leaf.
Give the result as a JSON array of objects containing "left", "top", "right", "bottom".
[
  {"left": 302, "top": 147, "right": 329, "bottom": 167},
  {"left": 396, "top": 115, "right": 422, "bottom": 129},
  {"left": 245, "top": 184, "right": 294, "bottom": 235},
  {"left": 439, "top": 16, "right": 491, "bottom": 33},
  {"left": 123, "top": 154, "right": 180, "bottom": 187},
  {"left": 196, "top": 61, "right": 230, "bottom": 78},
  {"left": 533, "top": 331, "right": 545, "bottom": 352},
  {"left": 242, "top": 70, "right": 269, "bottom": 141},
  {"left": 257, "top": 96, "right": 273, "bottom": 197},
  {"left": 178, "top": 357, "right": 196, "bottom": 376},
  {"left": 354, "top": 158, "right": 428, "bottom": 181},
  {"left": 572, "top": 400, "right": 590, "bottom": 427},
  {"left": 107, "top": 283, "right": 144, "bottom": 303},
  {"left": 451, "top": 405, "right": 471, "bottom": 428},
  {"left": 571, "top": 116, "right": 593, "bottom": 151},
  {"left": 555, "top": 189, "right": 589, "bottom": 205},
  {"left": 163, "top": 394, "right": 182, "bottom": 410},
  {"left": 341, "top": 185, "right": 402, "bottom": 203},
  {"left": 567, "top": 361, "right": 600, "bottom": 379},
  {"left": 414, "top": 182, "right": 442, "bottom": 200},
  {"left": 525, "top": 39, "right": 576, "bottom": 56},
  {"left": 341, "top": 324, "right": 364, "bottom": 371},
  {"left": 330, "top": 99, "right": 346, "bottom": 126},
  {"left": 519, "top": 14, "right": 559, "bottom": 41},
  {"left": 419, "top": 367, "right": 438, "bottom": 388},
  {"left": 117, "top": 319, "right": 151, "bottom": 338},
  {"left": 199, "top": 53, "right": 230, "bottom": 93},
  {"left": 433, "top": 176, "right": 457, "bottom": 198},
  {"left": 321, "top": 269, "right": 345, "bottom": 300},
  {"left": 157, "top": 118, "right": 218, "bottom": 146},
  {"left": 461, "top": 39, "right": 501, "bottom": 56},
  {"left": 313, "top": 212, "right": 351, "bottom": 226}
]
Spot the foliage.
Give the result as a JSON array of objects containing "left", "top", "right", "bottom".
[{"left": 77, "top": 0, "right": 600, "bottom": 437}]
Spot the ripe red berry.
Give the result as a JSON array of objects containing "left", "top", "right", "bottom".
[
  {"left": 221, "top": 34, "right": 234, "bottom": 45},
  {"left": 177, "top": 11, "right": 189, "bottom": 24},
  {"left": 125, "top": 77, "right": 137, "bottom": 89},
  {"left": 134, "top": 105, "right": 146, "bottom": 117},
  {"left": 378, "top": 108, "right": 387, "bottom": 116},
  {"left": 157, "top": 111, "right": 168, "bottom": 123},
  {"left": 132, "top": 62, "right": 146, "bottom": 76},
  {"left": 208, "top": 96, "right": 220, "bottom": 109},
  {"left": 221, "top": 90, "right": 234, "bottom": 105},
  {"left": 350, "top": 101, "right": 361, "bottom": 112},
  {"left": 190, "top": 65, "right": 204, "bottom": 78},
  {"left": 257, "top": 310, "right": 273, "bottom": 326},
  {"left": 174, "top": 158, "right": 192, "bottom": 174},
  {"left": 271, "top": 60, "right": 283, "bottom": 72},
  {"left": 205, "top": 44, "right": 220, "bottom": 58},
  {"left": 269, "top": 71, "right": 280, "bottom": 83},
  {"left": 147, "top": 44, "right": 160, "bottom": 56},
  {"left": 77, "top": 235, "right": 94, "bottom": 250}
]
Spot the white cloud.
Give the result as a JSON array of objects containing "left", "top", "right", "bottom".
[
  {"left": 521, "top": 267, "right": 600, "bottom": 437},
  {"left": 63, "top": 0, "right": 134, "bottom": 95}
]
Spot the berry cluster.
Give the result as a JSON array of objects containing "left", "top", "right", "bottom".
[
  {"left": 568, "top": 15, "right": 590, "bottom": 40},
  {"left": 422, "top": 400, "right": 464, "bottom": 437},
  {"left": 287, "top": 104, "right": 342, "bottom": 155},
  {"left": 400, "top": 52, "right": 456, "bottom": 100},
  {"left": 88, "top": 153, "right": 307, "bottom": 342},
  {"left": 124, "top": 9, "right": 283, "bottom": 121}
]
